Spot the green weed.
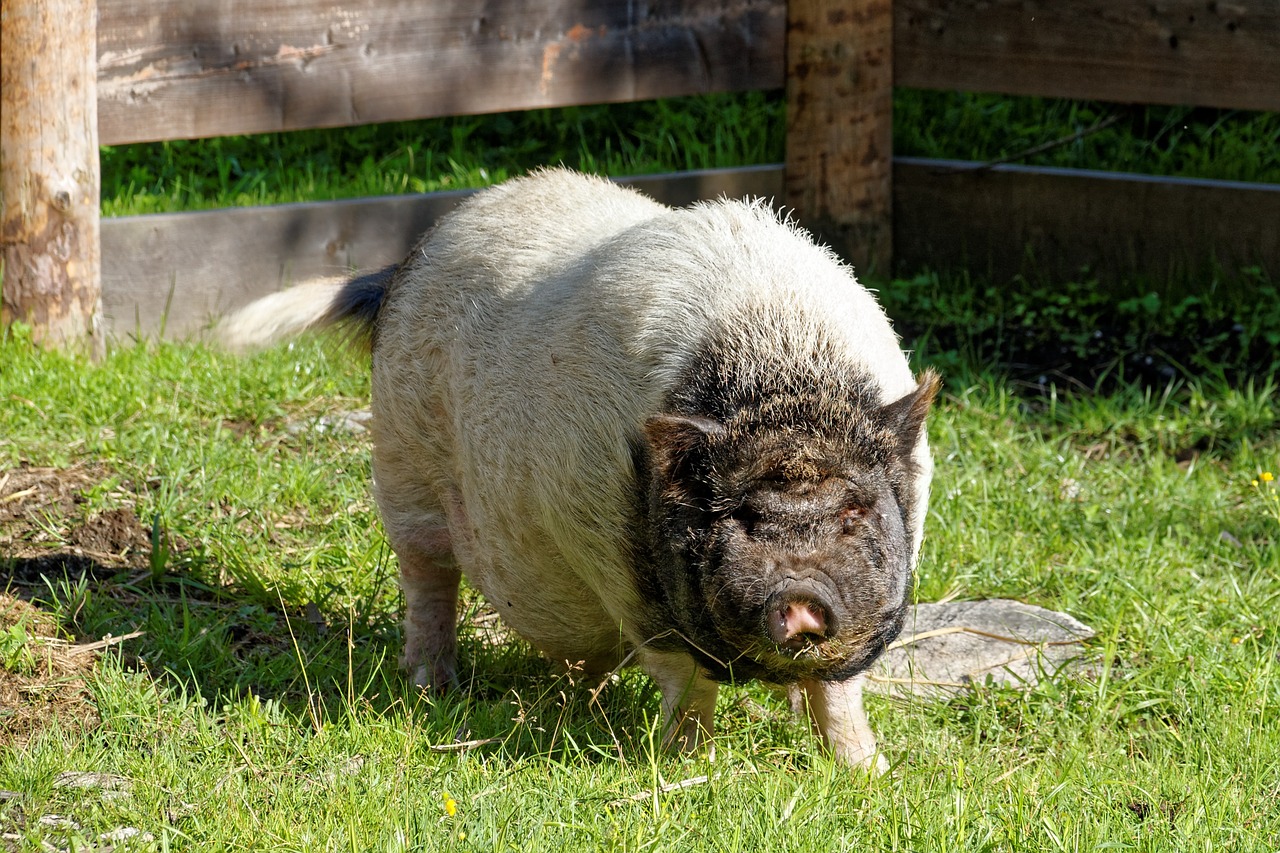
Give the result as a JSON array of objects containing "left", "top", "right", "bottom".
[
  {"left": 100, "top": 92, "right": 1279, "bottom": 218},
  {"left": 0, "top": 620, "right": 37, "bottom": 676}
]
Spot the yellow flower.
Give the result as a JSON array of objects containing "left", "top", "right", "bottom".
[
  {"left": 443, "top": 792, "right": 457, "bottom": 817},
  {"left": 1262, "top": 471, "right": 1275, "bottom": 483},
  {"left": 1253, "top": 479, "right": 1260, "bottom": 487}
]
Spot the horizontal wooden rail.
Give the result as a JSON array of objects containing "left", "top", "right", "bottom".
[
  {"left": 896, "top": 0, "right": 1280, "bottom": 112},
  {"left": 101, "top": 164, "right": 1280, "bottom": 338},
  {"left": 96, "top": 0, "right": 786, "bottom": 145},
  {"left": 96, "top": 0, "right": 1280, "bottom": 146},
  {"left": 99, "top": 168, "right": 783, "bottom": 336}
]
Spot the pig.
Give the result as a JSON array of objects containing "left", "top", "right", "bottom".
[{"left": 222, "top": 168, "right": 940, "bottom": 771}]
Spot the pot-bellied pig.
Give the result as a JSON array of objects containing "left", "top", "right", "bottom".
[{"left": 222, "top": 168, "right": 941, "bottom": 771}]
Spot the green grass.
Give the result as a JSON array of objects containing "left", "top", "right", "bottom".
[
  {"left": 874, "top": 271, "right": 1280, "bottom": 388},
  {"left": 2, "top": 321, "right": 1278, "bottom": 849},
  {"left": 894, "top": 92, "right": 1280, "bottom": 183},
  {"left": 100, "top": 92, "right": 1280, "bottom": 217},
  {"left": 100, "top": 93, "right": 787, "bottom": 217}
]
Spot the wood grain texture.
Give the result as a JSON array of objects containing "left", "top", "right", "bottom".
[
  {"left": 95, "top": 0, "right": 785, "bottom": 145},
  {"left": 894, "top": 158, "right": 1280, "bottom": 291},
  {"left": 100, "top": 164, "right": 1278, "bottom": 338},
  {"left": 785, "top": 0, "right": 894, "bottom": 272},
  {"left": 94, "top": 0, "right": 1280, "bottom": 147},
  {"left": 100, "top": 190, "right": 471, "bottom": 337},
  {"left": 2, "top": 0, "right": 103, "bottom": 354},
  {"left": 896, "top": 0, "right": 1280, "bottom": 111}
]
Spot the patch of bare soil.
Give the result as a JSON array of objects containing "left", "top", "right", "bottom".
[
  {"left": 0, "top": 593, "right": 100, "bottom": 748},
  {"left": 1, "top": 464, "right": 156, "bottom": 748},
  {"left": 0, "top": 464, "right": 105, "bottom": 524},
  {"left": 1, "top": 463, "right": 153, "bottom": 583}
]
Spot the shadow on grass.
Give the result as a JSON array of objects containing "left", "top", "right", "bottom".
[
  {"left": 880, "top": 269, "right": 1280, "bottom": 400},
  {"left": 0, "top": 460, "right": 672, "bottom": 763},
  {"left": 4, "top": 544, "right": 666, "bottom": 763}
]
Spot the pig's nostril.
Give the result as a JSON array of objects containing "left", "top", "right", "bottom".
[{"left": 768, "top": 598, "right": 831, "bottom": 646}]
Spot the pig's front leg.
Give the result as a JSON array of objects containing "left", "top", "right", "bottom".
[
  {"left": 639, "top": 648, "right": 719, "bottom": 752},
  {"left": 789, "top": 674, "right": 888, "bottom": 774}
]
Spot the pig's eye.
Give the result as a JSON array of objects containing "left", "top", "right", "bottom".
[
  {"left": 839, "top": 506, "right": 868, "bottom": 535},
  {"left": 733, "top": 505, "right": 760, "bottom": 535}
]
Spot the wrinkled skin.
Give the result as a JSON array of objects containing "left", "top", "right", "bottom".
[{"left": 624, "top": 329, "right": 939, "bottom": 767}]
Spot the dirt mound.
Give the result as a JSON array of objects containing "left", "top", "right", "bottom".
[
  {"left": 0, "top": 463, "right": 107, "bottom": 525},
  {"left": 1, "top": 463, "right": 155, "bottom": 584},
  {"left": 1, "top": 464, "right": 158, "bottom": 747},
  {"left": 0, "top": 593, "right": 101, "bottom": 748}
]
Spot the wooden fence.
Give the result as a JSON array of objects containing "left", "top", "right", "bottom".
[{"left": 3, "top": 0, "right": 1279, "bottom": 341}]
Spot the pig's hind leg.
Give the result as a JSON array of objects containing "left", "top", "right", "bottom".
[{"left": 386, "top": 513, "right": 461, "bottom": 692}]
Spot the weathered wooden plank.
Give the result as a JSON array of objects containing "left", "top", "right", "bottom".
[
  {"left": 785, "top": 0, "right": 895, "bottom": 272},
  {"left": 96, "top": 0, "right": 786, "bottom": 146},
  {"left": 2, "top": 0, "right": 103, "bottom": 355},
  {"left": 896, "top": 0, "right": 1280, "bottom": 111},
  {"left": 621, "top": 166, "right": 783, "bottom": 209},
  {"left": 893, "top": 158, "right": 1280, "bottom": 292},
  {"left": 95, "top": 0, "right": 1280, "bottom": 147},
  {"left": 101, "top": 163, "right": 1280, "bottom": 338},
  {"left": 100, "top": 190, "right": 472, "bottom": 337},
  {"left": 99, "top": 167, "right": 784, "bottom": 337},
  {"left": 101, "top": 163, "right": 1279, "bottom": 339}
]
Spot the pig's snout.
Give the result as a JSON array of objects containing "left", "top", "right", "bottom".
[{"left": 765, "top": 584, "right": 836, "bottom": 649}]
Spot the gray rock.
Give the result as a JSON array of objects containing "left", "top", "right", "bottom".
[
  {"left": 867, "top": 599, "right": 1094, "bottom": 700},
  {"left": 286, "top": 409, "right": 373, "bottom": 436}
]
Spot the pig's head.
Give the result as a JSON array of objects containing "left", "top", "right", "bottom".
[{"left": 635, "top": 367, "right": 941, "bottom": 685}]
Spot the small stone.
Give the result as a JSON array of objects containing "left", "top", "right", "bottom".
[
  {"left": 98, "top": 826, "right": 155, "bottom": 844},
  {"left": 286, "top": 409, "right": 372, "bottom": 436},
  {"left": 868, "top": 599, "right": 1094, "bottom": 700},
  {"left": 312, "top": 755, "right": 365, "bottom": 786},
  {"left": 38, "top": 814, "right": 80, "bottom": 829}
]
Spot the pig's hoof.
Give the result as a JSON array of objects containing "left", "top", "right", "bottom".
[
  {"left": 838, "top": 744, "right": 889, "bottom": 775},
  {"left": 412, "top": 662, "right": 458, "bottom": 694},
  {"left": 661, "top": 723, "right": 702, "bottom": 754}
]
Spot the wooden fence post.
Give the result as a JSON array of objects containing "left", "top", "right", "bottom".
[
  {"left": 1, "top": 0, "right": 103, "bottom": 355},
  {"left": 784, "top": 0, "right": 893, "bottom": 275}
]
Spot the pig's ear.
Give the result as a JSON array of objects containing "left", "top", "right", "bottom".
[
  {"left": 643, "top": 413, "right": 725, "bottom": 482},
  {"left": 879, "top": 369, "right": 941, "bottom": 452}
]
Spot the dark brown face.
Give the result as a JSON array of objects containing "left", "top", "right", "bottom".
[
  {"left": 635, "top": 369, "right": 938, "bottom": 684},
  {"left": 698, "top": 465, "right": 913, "bottom": 682}
]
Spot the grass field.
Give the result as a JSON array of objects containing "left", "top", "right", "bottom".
[
  {"left": 3, "top": 92, "right": 1279, "bottom": 849},
  {"left": 100, "top": 91, "right": 1280, "bottom": 216},
  {"left": 2, "top": 326, "right": 1277, "bottom": 850}
]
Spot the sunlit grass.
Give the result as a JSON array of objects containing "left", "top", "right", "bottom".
[
  {"left": 1, "top": 324, "right": 1277, "bottom": 849},
  {"left": 4, "top": 87, "right": 1279, "bottom": 850},
  {"left": 100, "top": 92, "right": 1279, "bottom": 217}
]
